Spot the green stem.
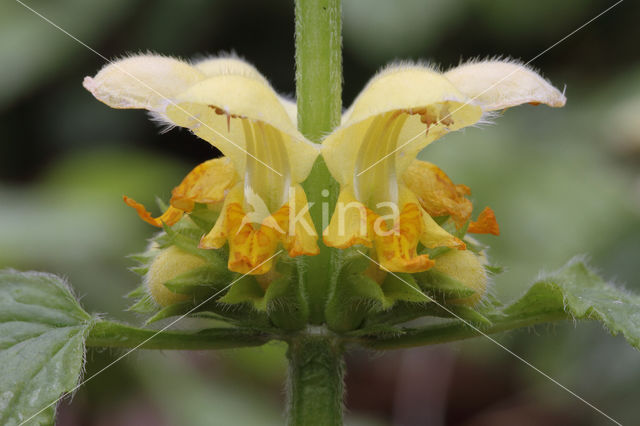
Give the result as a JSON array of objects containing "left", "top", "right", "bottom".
[
  {"left": 359, "top": 310, "right": 569, "bottom": 350},
  {"left": 295, "top": 0, "right": 342, "bottom": 325},
  {"left": 287, "top": 335, "right": 345, "bottom": 426},
  {"left": 86, "top": 321, "right": 270, "bottom": 350},
  {"left": 295, "top": 0, "right": 342, "bottom": 141},
  {"left": 290, "top": 2, "right": 345, "bottom": 422}
]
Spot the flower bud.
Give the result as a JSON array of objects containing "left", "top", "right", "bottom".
[
  {"left": 146, "top": 246, "right": 207, "bottom": 306},
  {"left": 433, "top": 250, "right": 487, "bottom": 306}
]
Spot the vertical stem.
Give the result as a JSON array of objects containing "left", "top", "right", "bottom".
[
  {"left": 291, "top": 2, "right": 345, "bottom": 423},
  {"left": 295, "top": 0, "right": 342, "bottom": 324},
  {"left": 287, "top": 336, "right": 345, "bottom": 425},
  {"left": 295, "top": 0, "right": 342, "bottom": 140}
]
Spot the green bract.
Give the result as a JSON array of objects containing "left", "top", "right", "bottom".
[{"left": 123, "top": 202, "right": 499, "bottom": 333}]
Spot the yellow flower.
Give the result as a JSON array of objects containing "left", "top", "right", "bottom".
[
  {"left": 84, "top": 55, "right": 564, "bottom": 280},
  {"left": 84, "top": 55, "right": 320, "bottom": 275},
  {"left": 321, "top": 60, "right": 566, "bottom": 273}
]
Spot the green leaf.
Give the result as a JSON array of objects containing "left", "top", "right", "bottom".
[
  {"left": 362, "top": 258, "right": 640, "bottom": 350},
  {"left": 0, "top": 270, "right": 92, "bottom": 426},
  {"left": 503, "top": 259, "right": 640, "bottom": 349}
]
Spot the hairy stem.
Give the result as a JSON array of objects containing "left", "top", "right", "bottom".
[
  {"left": 287, "top": 335, "right": 345, "bottom": 426},
  {"left": 295, "top": 0, "right": 342, "bottom": 325},
  {"left": 290, "top": 1, "right": 345, "bottom": 424},
  {"left": 295, "top": 0, "right": 342, "bottom": 141}
]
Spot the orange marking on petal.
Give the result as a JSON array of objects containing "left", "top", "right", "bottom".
[
  {"left": 403, "top": 160, "right": 473, "bottom": 228},
  {"left": 468, "top": 206, "right": 500, "bottom": 236},
  {"left": 323, "top": 198, "right": 376, "bottom": 249},
  {"left": 199, "top": 185, "right": 319, "bottom": 276},
  {"left": 123, "top": 195, "right": 183, "bottom": 227},
  {"left": 373, "top": 203, "right": 435, "bottom": 273},
  {"left": 202, "top": 198, "right": 316, "bottom": 275},
  {"left": 226, "top": 208, "right": 283, "bottom": 275},
  {"left": 124, "top": 157, "right": 236, "bottom": 229},
  {"left": 170, "top": 157, "right": 238, "bottom": 212}
]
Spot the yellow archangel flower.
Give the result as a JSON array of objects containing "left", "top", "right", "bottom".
[
  {"left": 84, "top": 55, "right": 565, "bottom": 278},
  {"left": 321, "top": 60, "right": 566, "bottom": 273},
  {"left": 84, "top": 55, "right": 320, "bottom": 274}
]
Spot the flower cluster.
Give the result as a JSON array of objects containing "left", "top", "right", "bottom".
[{"left": 84, "top": 55, "right": 565, "bottom": 329}]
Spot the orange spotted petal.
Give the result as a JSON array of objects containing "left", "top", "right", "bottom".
[
  {"left": 199, "top": 185, "right": 245, "bottom": 250},
  {"left": 224, "top": 203, "right": 284, "bottom": 275},
  {"left": 200, "top": 185, "right": 318, "bottom": 275},
  {"left": 170, "top": 157, "right": 238, "bottom": 211},
  {"left": 468, "top": 206, "right": 500, "bottom": 236},
  {"left": 124, "top": 157, "right": 238, "bottom": 228},
  {"left": 323, "top": 188, "right": 463, "bottom": 273},
  {"left": 123, "top": 195, "right": 184, "bottom": 227},
  {"left": 373, "top": 203, "right": 435, "bottom": 273},
  {"left": 323, "top": 187, "right": 376, "bottom": 249},
  {"left": 279, "top": 186, "right": 320, "bottom": 257},
  {"left": 402, "top": 160, "right": 472, "bottom": 228}
]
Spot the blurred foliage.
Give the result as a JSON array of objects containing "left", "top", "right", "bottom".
[
  {"left": 134, "top": 352, "right": 283, "bottom": 426},
  {"left": 1, "top": 0, "right": 639, "bottom": 425},
  {"left": 0, "top": 149, "right": 186, "bottom": 319}
]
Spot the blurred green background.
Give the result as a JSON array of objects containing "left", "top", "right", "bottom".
[{"left": 1, "top": 0, "right": 639, "bottom": 425}]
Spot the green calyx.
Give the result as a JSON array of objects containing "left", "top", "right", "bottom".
[
  {"left": 128, "top": 203, "right": 309, "bottom": 331},
  {"left": 128, "top": 199, "right": 495, "bottom": 336},
  {"left": 323, "top": 223, "right": 496, "bottom": 333}
]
